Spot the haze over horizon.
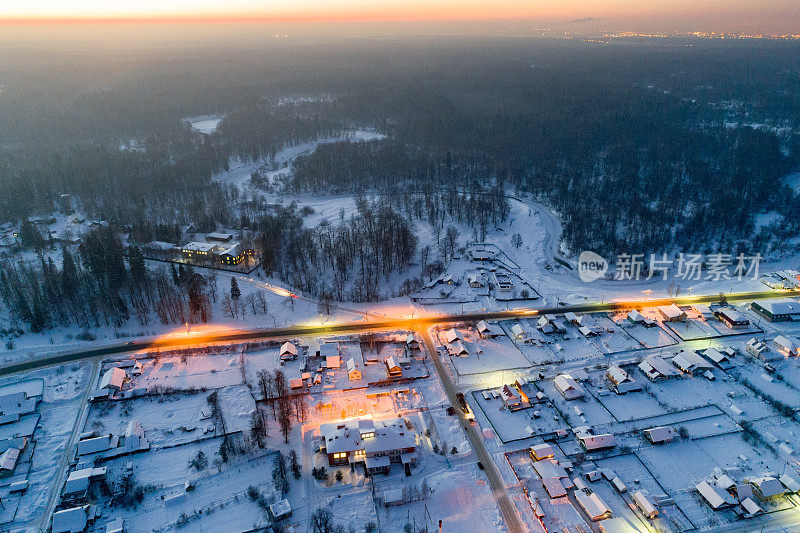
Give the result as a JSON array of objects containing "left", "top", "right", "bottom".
[{"left": 1, "top": 0, "right": 798, "bottom": 35}]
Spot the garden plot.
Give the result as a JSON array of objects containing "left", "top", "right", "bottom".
[
  {"left": 449, "top": 335, "right": 530, "bottom": 376},
  {"left": 102, "top": 439, "right": 278, "bottom": 533},
  {"left": 622, "top": 324, "right": 677, "bottom": 349},
  {"left": 471, "top": 390, "right": 565, "bottom": 443},
  {"left": 610, "top": 405, "right": 726, "bottom": 435},
  {"left": 708, "top": 319, "right": 762, "bottom": 337}
]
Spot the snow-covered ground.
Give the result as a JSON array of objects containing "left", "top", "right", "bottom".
[{"left": 186, "top": 115, "right": 224, "bottom": 134}]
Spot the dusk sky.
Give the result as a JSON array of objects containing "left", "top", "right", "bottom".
[{"left": 1, "top": 0, "right": 798, "bottom": 34}]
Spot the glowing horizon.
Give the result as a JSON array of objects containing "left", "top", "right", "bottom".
[{"left": 0, "top": 0, "right": 797, "bottom": 34}]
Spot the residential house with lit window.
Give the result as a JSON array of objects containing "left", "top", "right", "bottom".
[{"left": 320, "top": 417, "right": 416, "bottom": 475}]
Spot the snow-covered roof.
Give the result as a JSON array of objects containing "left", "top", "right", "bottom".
[
  {"left": 575, "top": 490, "right": 612, "bottom": 520},
  {"left": 0, "top": 447, "right": 20, "bottom": 471},
  {"left": 346, "top": 358, "right": 359, "bottom": 374},
  {"left": 99, "top": 367, "right": 126, "bottom": 390},
  {"left": 52, "top": 505, "right": 90, "bottom": 533},
  {"left": 321, "top": 417, "right": 414, "bottom": 456},
  {"left": 696, "top": 480, "right": 728, "bottom": 509},
  {"left": 773, "top": 335, "right": 800, "bottom": 355},
  {"left": 753, "top": 299, "right": 800, "bottom": 316},
  {"left": 741, "top": 497, "right": 762, "bottom": 515},
  {"left": 530, "top": 443, "right": 554, "bottom": 460},
  {"left": 442, "top": 329, "right": 461, "bottom": 344},
  {"left": 543, "top": 477, "right": 567, "bottom": 498},
  {"left": 671, "top": 350, "right": 713, "bottom": 372},
  {"left": 181, "top": 241, "right": 217, "bottom": 253},
  {"left": 325, "top": 355, "right": 341, "bottom": 369},
  {"left": 644, "top": 426, "right": 677, "bottom": 443},
  {"left": 749, "top": 476, "right": 785, "bottom": 497},
  {"left": 206, "top": 232, "right": 233, "bottom": 241},
  {"left": 658, "top": 304, "right": 685, "bottom": 320},
  {"left": 385, "top": 356, "right": 401, "bottom": 371},
  {"left": 269, "top": 498, "right": 292, "bottom": 519},
  {"left": 606, "top": 366, "right": 631, "bottom": 384},
  {"left": 279, "top": 342, "right": 298, "bottom": 356},
  {"left": 716, "top": 308, "right": 748, "bottom": 323},
  {"left": 554, "top": 374, "right": 584, "bottom": 396},
  {"left": 446, "top": 341, "right": 468, "bottom": 356},
  {"left": 638, "top": 355, "right": 681, "bottom": 380},
  {"left": 703, "top": 348, "right": 730, "bottom": 365},
  {"left": 627, "top": 309, "right": 645, "bottom": 323}
]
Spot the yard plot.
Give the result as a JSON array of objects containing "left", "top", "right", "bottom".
[
  {"left": 623, "top": 324, "right": 677, "bottom": 349},
  {"left": 647, "top": 375, "right": 775, "bottom": 420},
  {"left": 593, "top": 454, "right": 693, "bottom": 531},
  {"left": 375, "top": 465, "right": 503, "bottom": 532},
  {"left": 730, "top": 362, "right": 800, "bottom": 410},
  {"left": 708, "top": 320, "right": 762, "bottom": 337},
  {"left": 449, "top": 336, "right": 530, "bottom": 376},
  {"left": 590, "top": 328, "right": 642, "bottom": 354},
  {"left": 87, "top": 385, "right": 255, "bottom": 448},
  {"left": 131, "top": 353, "right": 245, "bottom": 391},
  {"left": 537, "top": 379, "right": 616, "bottom": 427},
  {"left": 472, "top": 389, "right": 565, "bottom": 443},
  {"left": 664, "top": 318, "right": 721, "bottom": 341},
  {"left": 102, "top": 439, "right": 277, "bottom": 533},
  {"left": 593, "top": 388, "right": 672, "bottom": 421},
  {"left": 610, "top": 405, "right": 725, "bottom": 435}
]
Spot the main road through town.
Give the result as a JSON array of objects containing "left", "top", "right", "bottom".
[
  {"left": 418, "top": 328, "right": 526, "bottom": 533},
  {"left": 1, "top": 287, "right": 797, "bottom": 377}
]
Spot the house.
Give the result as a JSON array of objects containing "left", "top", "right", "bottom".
[
  {"left": 579, "top": 325, "right": 598, "bottom": 337},
  {"left": 606, "top": 366, "right": 642, "bottom": 394},
  {"left": 63, "top": 466, "right": 107, "bottom": 498},
  {"left": 575, "top": 490, "right": 613, "bottom": 521},
  {"left": 289, "top": 378, "right": 304, "bottom": 390},
  {"left": 564, "top": 312, "right": 580, "bottom": 325},
  {"left": 268, "top": 499, "right": 292, "bottom": 521},
  {"left": 470, "top": 249, "right": 496, "bottom": 261},
  {"left": 511, "top": 323, "right": 529, "bottom": 340},
  {"left": 52, "top": 505, "right": 93, "bottom": 533},
  {"left": 405, "top": 334, "right": 419, "bottom": 350},
  {"left": 671, "top": 350, "right": 713, "bottom": 374},
  {"left": 773, "top": 335, "right": 800, "bottom": 357},
  {"left": 467, "top": 272, "right": 484, "bottom": 288},
  {"left": 383, "top": 488, "right": 405, "bottom": 506},
  {"left": 703, "top": 348, "right": 732, "bottom": 369},
  {"left": 346, "top": 358, "right": 361, "bottom": 381},
  {"left": 529, "top": 443, "right": 555, "bottom": 461},
  {"left": 543, "top": 477, "right": 567, "bottom": 498},
  {"left": 638, "top": 355, "right": 681, "bottom": 381},
  {"left": 441, "top": 329, "right": 461, "bottom": 344},
  {"left": 632, "top": 491, "right": 658, "bottom": 519},
  {"left": 745, "top": 338, "right": 776, "bottom": 361},
  {"left": 325, "top": 354, "right": 341, "bottom": 370},
  {"left": 554, "top": 374, "right": 585, "bottom": 400},
  {"left": 77, "top": 434, "right": 118, "bottom": 457},
  {"left": 99, "top": 367, "right": 126, "bottom": 390},
  {"left": 206, "top": 232, "right": 234, "bottom": 243},
  {"left": 123, "top": 420, "right": 148, "bottom": 452},
  {"left": 279, "top": 342, "right": 298, "bottom": 361},
  {"left": 696, "top": 480, "right": 731, "bottom": 510},
  {"left": 446, "top": 341, "right": 468, "bottom": 356},
  {"left": 626, "top": 309, "right": 646, "bottom": 324},
  {"left": 476, "top": 320, "right": 502, "bottom": 338},
  {"left": 575, "top": 427, "right": 615, "bottom": 451},
  {"left": 714, "top": 308, "right": 750, "bottom": 328},
  {"left": 0, "top": 446, "right": 21, "bottom": 476},
  {"left": 741, "top": 498, "right": 763, "bottom": 517},
  {"left": 751, "top": 299, "right": 800, "bottom": 321},
  {"left": 385, "top": 356, "right": 402, "bottom": 378},
  {"left": 658, "top": 304, "right": 686, "bottom": 322},
  {"left": 320, "top": 417, "right": 416, "bottom": 475},
  {"left": 749, "top": 477, "right": 785, "bottom": 499},
  {"left": 500, "top": 384, "right": 530, "bottom": 411},
  {"left": 643, "top": 426, "right": 678, "bottom": 444},
  {"left": 106, "top": 518, "right": 125, "bottom": 533},
  {"left": 0, "top": 389, "right": 39, "bottom": 424}
]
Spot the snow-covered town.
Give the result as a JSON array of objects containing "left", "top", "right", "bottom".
[{"left": 2, "top": 12, "right": 800, "bottom": 533}]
